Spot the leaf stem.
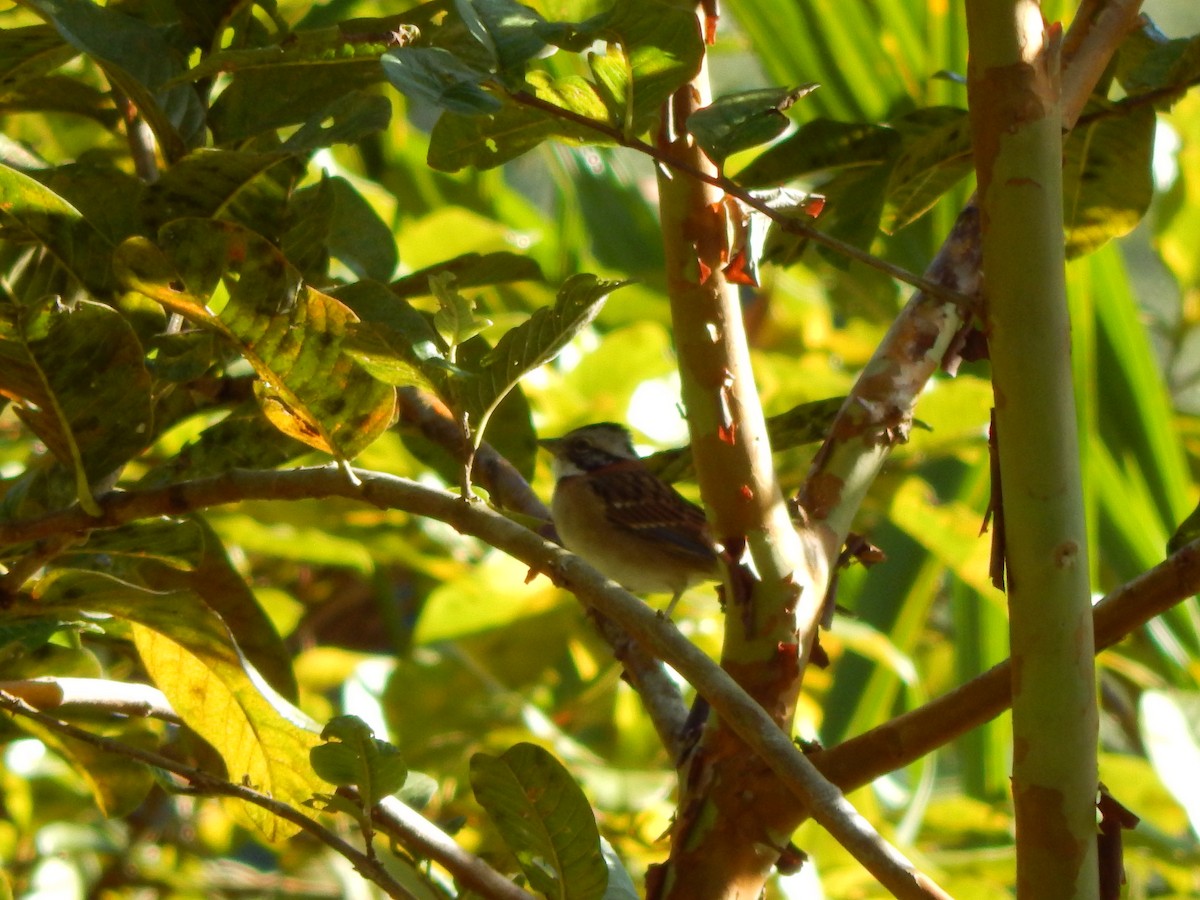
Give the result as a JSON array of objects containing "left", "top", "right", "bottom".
[
  {"left": 0, "top": 691, "right": 417, "bottom": 900},
  {"left": 506, "top": 88, "right": 971, "bottom": 307}
]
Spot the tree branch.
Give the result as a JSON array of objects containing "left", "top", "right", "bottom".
[
  {"left": 0, "top": 677, "right": 181, "bottom": 724},
  {"left": 0, "top": 690, "right": 416, "bottom": 900},
  {"left": 798, "top": 0, "right": 1142, "bottom": 630},
  {"left": 0, "top": 671, "right": 537, "bottom": 900},
  {"left": 394, "top": 385, "right": 690, "bottom": 757},
  {"left": 9, "top": 464, "right": 1195, "bottom": 852},
  {"left": 0, "top": 466, "right": 938, "bottom": 897},
  {"left": 364, "top": 792, "right": 538, "bottom": 900},
  {"left": 396, "top": 387, "right": 549, "bottom": 520},
  {"left": 810, "top": 536, "right": 1200, "bottom": 803},
  {"left": 3, "top": 463, "right": 1195, "bottom": 892}
]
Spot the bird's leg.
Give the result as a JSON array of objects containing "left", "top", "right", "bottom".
[{"left": 660, "top": 589, "right": 684, "bottom": 619}]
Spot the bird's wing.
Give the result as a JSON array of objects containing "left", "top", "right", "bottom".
[{"left": 587, "top": 464, "right": 717, "bottom": 562}]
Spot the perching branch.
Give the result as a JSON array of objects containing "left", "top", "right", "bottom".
[
  {"left": 7, "top": 471, "right": 1198, "bottom": 847},
  {"left": 0, "top": 466, "right": 940, "bottom": 898},
  {"left": 395, "top": 385, "right": 690, "bottom": 757},
  {"left": 5, "top": 465, "right": 1194, "bottom": 799}
]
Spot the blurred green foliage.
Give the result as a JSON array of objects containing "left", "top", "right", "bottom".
[{"left": 1, "top": 0, "right": 1199, "bottom": 897}]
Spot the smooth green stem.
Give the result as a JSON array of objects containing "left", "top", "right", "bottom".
[{"left": 966, "top": 3, "right": 1099, "bottom": 898}]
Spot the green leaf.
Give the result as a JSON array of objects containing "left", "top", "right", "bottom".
[
  {"left": 113, "top": 220, "right": 396, "bottom": 460},
  {"left": 310, "top": 714, "right": 407, "bottom": 807},
  {"left": 326, "top": 176, "right": 399, "bottom": 282},
  {"left": 1116, "top": 25, "right": 1200, "bottom": 109},
  {"left": 822, "top": 164, "right": 897, "bottom": 259},
  {"left": 204, "top": 37, "right": 395, "bottom": 143},
  {"left": 25, "top": 0, "right": 204, "bottom": 159},
  {"left": 343, "top": 325, "right": 444, "bottom": 390},
  {"left": 0, "top": 75, "right": 119, "bottom": 127},
  {"left": 281, "top": 176, "right": 335, "bottom": 281},
  {"left": 432, "top": 272, "right": 493, "bottom": 348},
  {"left": 428, "top": 71, "right": 611, "bottom": 171},
  {"left": 455, "top": 0, "right": 556, "bottom": 75},
  {"left": 0, "top": 161, "right": 115, "bottom": 296},
  {"left": 1168, "top": 499, "right": 1200, "bottom": 554},
  {"left": 738, "top": 118, "right": 900, "bottom": 186},
  {"left": 17, "top": 717, "right": 157, "bottom": 818},
  {"left": 398, "top": 770, "right": 439, "bottom": 810},
  {"left": 280, "top": 89, "right": 393, "bottom": 153},
  {"left": 139, "top": 402, "right": 311, "bottom": 484},
  {"left": 416, "top": 0, "right": 701, "bottom": 168},
  {"left": 0, "top": 24, "right": 76, "bottom": 94},
  {"left": 584, "top": 0, "right": 705, "bottom": 135},
  {"left": 460, "top": 273, "right": 628, "bottom": 442},
  {"left": 882, "top": 106, "right": 974, "bottom": 233},
  {"left": 140, "top": 149, "right": 306, "bottom": 238},
  {"left": 0, "top": 297, "right": 151, "bottom": 514},
  {"left": 389, "top": 251, "right": 543, "bottom": 298},
  {"left": 24, "top": 571, "right": 324, "bottom": 841},
  {"left": 35, "top": 162, "right": 145, "bottom": 245},
  {"left": 61, "top": 516, "right": 300, "bottom": 703},
  {"left": 600, "top": 838, "right": 639, "bottom": 900},
  {"left": 1063, "top": 104, "right": 1155, "bottom": 258},
  {"left": 337, "top": 279, "right": 449, "bottom": 390},
  {"left": 381, "top": 46, "right": 502, "bottom": 116},
  {"left": 688, "top": 85, "right": 818, "bottom": 166},
  {"left": 470, "top": 743, "right": 607, "bottom": 900}
]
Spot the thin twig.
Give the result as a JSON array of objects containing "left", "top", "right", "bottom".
[
  {"left": 364, "top": 792, "right": 538, "bottom": 900},
  {"left": 397, "top": 387, "right": 547, "bottom": 518},
  {"left": 112, "top": 85, "right": 159, "bottom": 184},
  {"left": 0, "top": 670, "right": 536, "bottom": 900},
  {"left": 0, "top": 690, "right": 416, "bottom": 900},
  {"left": 507, "top": 89, "right": 972, "bottom": 309}
]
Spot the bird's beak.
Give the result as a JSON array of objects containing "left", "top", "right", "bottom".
[{"left": 537, "top": 436, "right": 562, "bottom": 453}]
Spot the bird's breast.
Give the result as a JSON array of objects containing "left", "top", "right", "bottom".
[{"left": 550, "top": 476, "right": 711, "bottom": 595}]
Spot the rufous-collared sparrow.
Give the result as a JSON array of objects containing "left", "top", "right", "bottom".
[{"left": 539, "top": 423, "right": 720, "bottom": 613}]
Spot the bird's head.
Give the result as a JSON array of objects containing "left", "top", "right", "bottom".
[{"left": 538, "top": 423, "right": 639, "bottom": 478}]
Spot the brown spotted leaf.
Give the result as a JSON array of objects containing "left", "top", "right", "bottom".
[
  {"left": 0, "top": 297, "right": 151, "bottom": 513},
  {"left": 113, "top": 219, "right": 395, "bottom": 459}
]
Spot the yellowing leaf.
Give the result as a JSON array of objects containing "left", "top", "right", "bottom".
[
  {"left": 32, "top": 571, "right": 323, "bottom": 842},
  {"left": 133, "top": 624, "right": 321, "bottom": 840},
  {"left": 114, "top": 221, "right": 396, "bottom": 460}
]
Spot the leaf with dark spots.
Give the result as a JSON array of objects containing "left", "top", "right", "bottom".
[
  {"left": 114, "top": 219, "right": 395, "bottom": 460},
  {"left": 0, "top": 297, "right": 151, "bottom": 514},
  {"left": 141, "top": 150, "right": 304, "bottom": 237},
  {"left": 0, "top": 162, "right": 115, "bottom": 296}
]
